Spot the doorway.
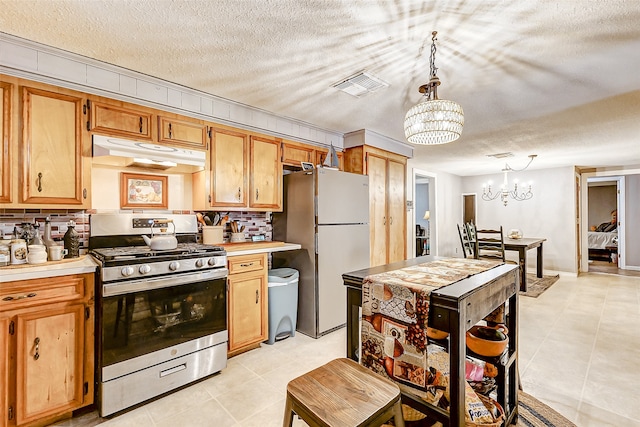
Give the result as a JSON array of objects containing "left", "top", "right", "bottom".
[
  {"left": 586, "top": 176, "right": 625, "bottom": 272},
  {"left": 462, "top": 194, "right": 476, "bottom": 224},
  {"left": 413, "top": 169, "right": 436, "bottom": 258}
]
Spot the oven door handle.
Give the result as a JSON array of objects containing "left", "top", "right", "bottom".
[{"left": 103, "top": 269, "right": 228, "bottom": 297}]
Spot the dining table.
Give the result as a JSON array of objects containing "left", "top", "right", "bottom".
[{"left": 503, "top": 237, "right": 546, "bottom": 292}]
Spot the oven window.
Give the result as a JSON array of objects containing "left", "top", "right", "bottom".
[{"left": 101, "top": 278, "right": 226, "bottom": 367}]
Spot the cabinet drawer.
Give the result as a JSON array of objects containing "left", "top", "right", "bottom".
[
  {"left": 228, "top": 254, "right": 267, "bottom": 275},
  {"left": 0, "top": 274, "right": 87, "bottom": 311}
]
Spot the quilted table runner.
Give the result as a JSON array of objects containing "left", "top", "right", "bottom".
[{"left": 361, "top": 258, "right": 501, "bottom": 400}]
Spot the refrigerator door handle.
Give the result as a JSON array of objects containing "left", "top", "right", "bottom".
[{"left": 315, "top": 233, "right": 318, "bottom": 254}]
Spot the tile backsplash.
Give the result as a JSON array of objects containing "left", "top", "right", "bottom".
[
  {"left": 0, "top": 209, "right": 273, "bottom": 251},
  {"left": 0, "top": 209, "right": 90, "bottom": 253}
]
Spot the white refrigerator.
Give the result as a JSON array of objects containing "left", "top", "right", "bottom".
[{"left": 273, "top": 168, "right": 370, "bottom": 338}]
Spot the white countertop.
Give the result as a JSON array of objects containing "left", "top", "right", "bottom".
[
  {"left": 0, "top": 256, "right": 98, "bottom": 283},
  {"left": 0, "top": 242, "right": 302, "bottom": 282},
  {"left": 224, "top": 242, "right": 301, "bottom": 257}
]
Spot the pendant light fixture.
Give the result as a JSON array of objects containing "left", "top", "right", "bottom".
[{"left": 404, "top": 31, "right": 464, "bottom": 145}]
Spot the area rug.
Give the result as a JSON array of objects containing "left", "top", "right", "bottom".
[
  {"left": 517, "top": 391, "right": 577, "bottom": 427},
  {"left": 519, "top": 273, "right": 560, "bottom": 298},
  {"left": 383, "top": 391, "right": 576, "bottom": 426}
]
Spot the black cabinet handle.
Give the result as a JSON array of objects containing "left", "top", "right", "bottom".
[
  {"left": 36, "top": 172, "right": 43, "bottom": 192},
  {"left": 34, "top": 337, "right": 40, "bottom": 360}
]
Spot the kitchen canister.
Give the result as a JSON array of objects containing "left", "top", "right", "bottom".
[
  {"left": 10, "top": 239, "right": 27, "bottom": 265},
  {"left": 0, "top": 242, "right": 9, "bottom": 266},
  {"left": 230, "top": 232, "right": 245, "bottom": 243},
  {"left": 202, "top": 226, "right": 224, "bottom": 245}
]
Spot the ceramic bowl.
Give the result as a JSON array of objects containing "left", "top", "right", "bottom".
[
  {"left": 426, "top": 327, "right": 449, "bottom": 340},
  {"left": 466, "top": 325, "right": 508, "bottom": 357},
  {"left": 28, "top": 244, "right": 47, "bottom": 253}
]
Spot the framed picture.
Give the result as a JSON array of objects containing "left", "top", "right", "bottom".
[{"left": 120, "top": 172, "right": 168, "bottom": 209}]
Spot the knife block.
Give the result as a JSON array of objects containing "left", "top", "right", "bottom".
[{"left": 202, "top": 226, "right": 224, "bottom": 244}]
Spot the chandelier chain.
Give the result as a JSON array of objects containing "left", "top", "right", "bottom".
[{"left": 429, "top": 31, "right": 438, "bottom": 80}]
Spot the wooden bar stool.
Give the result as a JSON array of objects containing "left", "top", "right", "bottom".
[{"left": 283, "top": 358, "right": 405, "bottom": 427}]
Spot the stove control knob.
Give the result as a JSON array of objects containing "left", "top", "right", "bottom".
[
  {"left": 195, "top": 258, "right": 206, "bottom": 268},
  {"left": 208, "top": 257, "right": 218, "bottom": 267},
  {"left": 139, "top": 264, "right": 151, "bottom": 275},
  {"left": 169, "top": 261, "right": 180, "bottom": 271},
  {"left": 121, "top": 266, "right": 134, "bottom": 277}
]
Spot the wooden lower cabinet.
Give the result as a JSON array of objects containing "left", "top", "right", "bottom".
[
  {"left": 227, "top": 253, "right": 268, "bottom": 356},
  {"left": 0, "top": 273, "right": 94, "bottom": 427}
]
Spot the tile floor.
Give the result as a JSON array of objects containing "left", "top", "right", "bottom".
[{"left": 51, "top": 272, "right": 640, "bottom": 427}]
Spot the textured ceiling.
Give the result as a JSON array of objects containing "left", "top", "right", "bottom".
[{"left": 1, "top": 0, "right": 639, "bottom": 175}]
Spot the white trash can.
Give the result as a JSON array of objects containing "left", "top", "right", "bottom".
[{"left": 266, "top": 268, "right": 299, "bottom": 344}]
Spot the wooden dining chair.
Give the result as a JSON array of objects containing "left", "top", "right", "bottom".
[
  {"left": 457, "top": 224, "right": 474, "bottom": 258},
  {"left": 474, "top": 226, "right": 506, "bottom": 261}
]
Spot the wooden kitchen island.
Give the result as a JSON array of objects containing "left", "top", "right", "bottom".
[{"left": 343, "top": 256, "right": 519, "bottom": 427}]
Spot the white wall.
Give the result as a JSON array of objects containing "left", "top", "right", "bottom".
[
  {"left": 625, "top": 175, "right": 640, "bottom": 266},
  {"left": 91, "top": 165, "right": 193, "bottom": 211},
  {"left": 588, "top": 184, "right": 617, "bottom": 227},
  {"left": 462, "top": 166, "right": 576, "bottom": 273}
]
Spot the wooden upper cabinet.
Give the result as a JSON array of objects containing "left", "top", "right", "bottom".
[
  {"left": 21, "top": 87, "right": 87, "bottom": 206},
  {"left": 158, "top": 116, "right": 208, "bottom": 149},
  {"left": 250, "top": 136, "right": 281, "bottom": 210},
  {"left": 367, "top": 154, "right": 389, "bottom": 267},
  {"left": 210, "top": 128, "right": 248, "bottom": 208},
  {"left": 386, "top": 158, "right": 406, "bottom": 263},
  {"left": 0, "top": 81, "right": 11, "bottom": 204},
  {"left": 345, "top": 145, "right": 407, "bottom": 267},
  {"left": 281, "top": 142, "right": 314, "bottom": 167},
  {"left": 90, "top": 101, "right": 152, "bottom": 140}
]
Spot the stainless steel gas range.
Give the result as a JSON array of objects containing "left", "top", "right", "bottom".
[{"left": 89, "top": 213, "right": 228, "bottom": 417}]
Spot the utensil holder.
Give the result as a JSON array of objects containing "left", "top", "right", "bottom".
[
  {"left": 230, "top": 232, "right": 245, "bottom": 243},
  {"left": 202, "top": 226, "right": 224, "bottom": 244}
]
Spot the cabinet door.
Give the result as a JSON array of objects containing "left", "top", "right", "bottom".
[
  {"left": 281, "top": 142, "right": 313, "bottom": 167},
  {"left": 211, "top": 128, "right": 248, "bottom": 208},
  {"left": 158, "top": 116, "right": 208, "bottom": 149},
  {"left": 0, "top": 317, "right": 7, "bottom": 427},
  {"left": 386, "top": 159, "right": 406, "bottom": 263},
  {"left": 249, "top": 136, "right": 281, "bottom": 210},
  {"left": 227, "top": 269, "right": 267, "bottom": 352},
  {"left": 21, "top": 87, "right": 85, "bottom": 205},
  {"left": 0, "top": 82, "right": 10, "bottom": 204},
  {"left": 15, "top": 304, "right": 85, "bottom": 425},
  {"left": 368, "top": 154, "right": 388, "bottom": 267},
  {"left": 90, "top": 101, "right": 152, "bottom": 140}
]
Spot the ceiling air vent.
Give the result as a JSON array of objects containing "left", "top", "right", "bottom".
[
  {"left": 487, "top": 152, "right": 514, "bottom": 159},
  {"left": 332, "top": 71, "right": 389, "bottom": 97}
]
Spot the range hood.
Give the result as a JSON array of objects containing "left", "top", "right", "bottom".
[{"left": 92, "top": 135, "right": 206, "bottom": 168}]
